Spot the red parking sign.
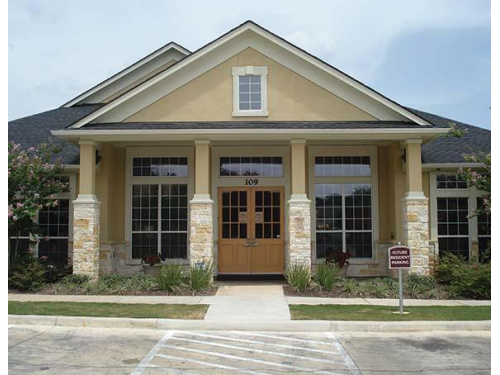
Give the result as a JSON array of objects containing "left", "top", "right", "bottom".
[{"left": 388, "top": 246, "right": 412, "bottom": 269}]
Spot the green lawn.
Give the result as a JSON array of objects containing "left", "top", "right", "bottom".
[
  {"left": 9, "top": 302, "right": 208, "bottom": 319},
  {"left": 289, "top": 304, "right": 491, "bottom": 321}
]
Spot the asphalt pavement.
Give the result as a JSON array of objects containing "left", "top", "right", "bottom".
[{"left": 9, "top": 325, "right": 491, "bottom": 375}]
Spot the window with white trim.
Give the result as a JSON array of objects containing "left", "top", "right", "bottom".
[
  {"left": 437, "top": 197, "right": 470, "bottom": 259},
  {"left": 128, "top": 149, "right": 192, "bottom": 261},
  {"left": 131, "top": 184, "right": 188, "bottom": 259},
  {"left": 9, "top": 176, "right": 72, "bottom": 266},
  {"left": 310, "top": 147, "right": 378, "bottom": 261},
  {"left": 431, "top": 172, "right": 489, "bottom": 261},
  {"left": 436, "top": 173, "right": 468, "bottom": 189},
  {"left": 220, "top": 156, "right": 283, "bottom": 177},
  {"left": 476, "top": 198, "right": 491, "bottom": 261},
  {"left": 315, "top": 183, "right": 373, "bottom": 258},
  {"left": 232, "top": 66, "right": 268, "bottom": 117}
]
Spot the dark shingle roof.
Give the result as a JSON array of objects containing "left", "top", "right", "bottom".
[
  {"left": 8, "top": 104, "right": 104, "bottom": 164},
  {"left": 8, "top": 104, "right": 490, "bottom": 165},
  {"left": 408, "top": 108, "right": 491, "bottom": 164},
  {"left": 80, "top": 121, "right": 430, "bottom": 130}
]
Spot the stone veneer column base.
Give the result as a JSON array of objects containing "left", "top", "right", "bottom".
[
  {"left": 402, "top": 194, "right": 430, "bottom": 275},
  {"left": 189, "top": 195, "right": 214, "bottom": 266},
  {"left": 288, "top": 194, "right": 312, "bottom": 268},
  {"left": 72, "top": 194, "right": 101, "bottom": 281}
]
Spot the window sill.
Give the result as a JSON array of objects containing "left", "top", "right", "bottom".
[{"left": 232, "top": 110, "right": 269, "bottom": 117}]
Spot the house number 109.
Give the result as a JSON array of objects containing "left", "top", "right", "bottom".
[{"left": 245, "top": 179, "right": 259, "bottom": 186}]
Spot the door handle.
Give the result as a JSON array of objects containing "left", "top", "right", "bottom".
[
  {"left": 245, "top": 240, "right": 251, "bottom": 247},
  {"left": 252, "top": 239, "right": 258, "bottom": 247}
]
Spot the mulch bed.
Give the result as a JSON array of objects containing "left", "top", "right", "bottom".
[
  {"left": 9, "top": 285, "right": 218, "bottom": 297},
  {"left": 283, "top": 284, "right": 451, "bottom": 300}
]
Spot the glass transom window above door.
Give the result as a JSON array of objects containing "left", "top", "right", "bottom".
[
  {"left": 220, "top": 157, "right": 283, "bottom": 177},
  {"left": 131, "top": 184, "right": 188, "bottom": 260},
  {"left": 315, "top": 183, "right": 373, "bottom": 259}
]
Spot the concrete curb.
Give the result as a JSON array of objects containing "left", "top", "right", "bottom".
[{"left": 8, "top": 315, "right": 491, "bottom": 332}]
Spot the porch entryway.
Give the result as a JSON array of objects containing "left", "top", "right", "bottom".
[{"left": 218, "top": 187, "right": 285, "bottom": 274}]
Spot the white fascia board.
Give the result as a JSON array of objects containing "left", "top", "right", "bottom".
[
  {"left": 66, "top": 22, "right": 431, "bottom": 128},
  {"left": 52, "top": 128, "right": 448, "bottom": 144},
  {"left": 62, "top": 42, "right": 191, "bottom": 107}
]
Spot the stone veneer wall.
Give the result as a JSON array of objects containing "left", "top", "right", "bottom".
[
  {"left": 402, "top": 197, "right": 430, "bottom": 275},
  {"left": 288, "top": 200, "right": 312, "bottom": 267},
  {"left": 72, "top": 199, "right": 101, "bottom": 281},
  {"left": 189, "top": 202, "right": 214, "bottom": 265}
]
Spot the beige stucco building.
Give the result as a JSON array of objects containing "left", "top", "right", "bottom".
[{"left": 9, "top": 21, "right": 490, "bottom": 280}]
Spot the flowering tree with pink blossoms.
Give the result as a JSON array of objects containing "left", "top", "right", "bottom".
[
  {"left": 459, "top": 154, "right": 491, "bottom": 215},
  {"left": 8, "top": 142, "right": 69, "bottom": 265}
]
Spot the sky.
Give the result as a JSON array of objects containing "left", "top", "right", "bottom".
[{"left": 8, "top": 0, "right": 491, "bottom": 128}]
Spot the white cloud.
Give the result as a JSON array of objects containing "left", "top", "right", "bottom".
[{"left": 8, "top": 0, "right": 490, "bottom": 120}]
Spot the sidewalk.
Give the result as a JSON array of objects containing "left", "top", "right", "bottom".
[{"left": 8, "top": 291, "right": 491, "bottom": 307}]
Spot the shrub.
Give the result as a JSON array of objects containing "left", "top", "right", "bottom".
[
  {"left": 9, "top": 255, "right": 46, "bottom": 292},
  {"left": 156, "top": 265, "right": 184, "bottom": 292},
  {"left": 404, "top": 274, "right": 437, "bottom": 298},
  {"left": 54, "top": 274, "right": 90, "bottom": 293},
  {"left": 437, "top": 254, "right": 491, "bottom": 299},
  {"left": 189, "top": 263, "right": 215, "bottom": 292},
  {"left": 341, "top": 278, "right": 359, "bottom": 293},
  {"left": 128, "top": 273, "right": 156, "bottom": 291},
  {"left": 315, "top": 263, "right": 338, "bottom": 291},
  {"left": 43, "top": 264, "right": 72, "bottom": 283},
  {"left": 285, "top": 262, "right": 311, "bottom": 292}
]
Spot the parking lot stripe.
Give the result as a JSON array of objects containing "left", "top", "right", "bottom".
[
  {"left": 156, "top": 353, "right": 273, "bottom": 375},
  {"left": 130, "top": 330, "right": 174, "bottom": 375},
  {"left": 175, "top": 331, "right": 336, "bottom": 355},
  {"left": 162, "top": 343, "right": 345, "bottom": 375},
  {"left": 166, "top": 336, "right": 339, "bottom": 364},
  {"left": 326, "top": 332, "right": 362, "bottom": 375},
  {"left": 237, "top": 331, "right": 336, "bottom": 346}
]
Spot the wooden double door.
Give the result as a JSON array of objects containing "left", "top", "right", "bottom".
[{"left": 218, "top": 187, "right": 284, "bottom": 274}]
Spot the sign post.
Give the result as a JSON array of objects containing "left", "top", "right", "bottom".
[{"left": 388, "top": 242, "right": 412, "bottom": 314}]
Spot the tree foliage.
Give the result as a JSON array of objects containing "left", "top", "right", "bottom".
[{"left": 8, "top": 142, "right": 69, "bottom": 261}]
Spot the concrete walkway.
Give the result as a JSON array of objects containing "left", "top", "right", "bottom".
[
  {"left": 8, "top": 292, "right": 491, "bottom": 307},
  {"left": 204, "top": 285, "right": 291, "bottom": 321}
]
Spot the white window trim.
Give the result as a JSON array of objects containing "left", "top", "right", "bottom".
[
  {"left": 232, "top": 66, "right": 268, "bottom": 117},
  {"left": 125, "top": 147, "right": 194, "bottom": 265},
  {"left": 430, "top": 172, "right": 487, "bottom": 258},
  {"left": 308, "top": 146, "right": 379, "bottom": 264}
]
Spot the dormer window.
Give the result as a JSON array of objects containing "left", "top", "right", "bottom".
[{"left": 232, "top": 66, "right": 268, "bottom": 117}]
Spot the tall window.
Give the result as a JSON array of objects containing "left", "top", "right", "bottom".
[
  {"left": 315, "top": 183, "right": 373, "bottom": 258},
  {"left": 437, "top": 197, "right": 469, "bottom": 259},
  {"left": 129, "top": 153, "right": 190, "bottom": 260},
  {"left": 477, "top": 198, "right": 491, "bottom": 261},
  {"left": 131, "top": 184, "right": 188, "bottom": 259},
  {"left": 431, "top": 172, "right": 488, "bottom": 261},
  {"left": 232, "top": 66, "right": 268, "bottom": 117},
  {"left": 9, "top": 176, "right": 72, "bottom": 266}
]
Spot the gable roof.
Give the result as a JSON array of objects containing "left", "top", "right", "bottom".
[
  {"left": 62, "top": 42, "right": 191, "bottom": 107},
  {"left": 8, "top": 104, "right": 104, "bottom": 164},
  {"left": 65, "top": 20, "right": 432, "bottom": 128}
]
